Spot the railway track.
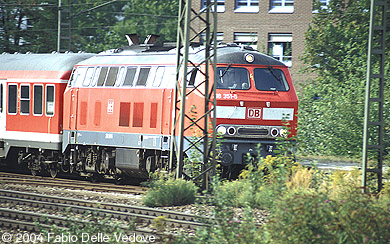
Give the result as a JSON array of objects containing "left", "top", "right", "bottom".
[
  {"left": 0, "top": 172, "right": 146, "bottom": 195},
  {"left": 0, "top": 189, "right": 206, "bottom": 231}
]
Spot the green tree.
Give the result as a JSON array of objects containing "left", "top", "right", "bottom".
[
  {"left": 299, "top": 0, "right": 390, "bottom": 157},
  {"left": 0, "top": 1, "right": 58, "bottom": 53},
  {"left": 102, "top": 0, "right": 178, "bottom": 51},
  {"left": 1, "top": 0, "right": 178, "bottom": 53}
]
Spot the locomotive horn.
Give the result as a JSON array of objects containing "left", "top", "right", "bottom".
[
  {"left": 144, "top": 34, "right": 160, "bottom": 45},
  {"left": 125, "top": 33, "right": 140, "bottom": 46}
]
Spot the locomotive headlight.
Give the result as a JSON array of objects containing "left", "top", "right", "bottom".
[
  {"left": 227, "top": 126, "right": 237, "bottom": 136},
  {"left": 217, "top": 126, "right": 227, "bottom": 135},
  {"left": 270, "top": 128, "right": 279, "bottom": 137},
  {"left": 280, "top": 128, "right": 288, "bottom": 137}
]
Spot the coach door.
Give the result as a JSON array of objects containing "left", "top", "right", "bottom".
[{"left": 0, "top": 80, "right": 6, "bottom": 138}]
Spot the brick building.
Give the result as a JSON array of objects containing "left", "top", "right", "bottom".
[{"left": 192, "top": 0, "right": 329, "bottom": 85}]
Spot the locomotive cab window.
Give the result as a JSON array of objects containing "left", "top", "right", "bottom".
[
  {"left": 71, "top": 67, "right": 88, "bottom": 87},
  {"left": 216, "top": 67, "right": 250, "bottom": 90},
  {"left": 20, "top": 84, "right": 30, "bottom": 115},
  {"left": 46, "top": 85, "right": 55, "bottom": 116},
  {"left": 83, "top": 67, "right": 95, "bottom": 87},
  {"left": 253, "top": 67, "right": 289, "bottom": 91},
  {"left": 33, "top": 85, "right": 43, "bottom": 115},
  {"left": 8, "top": 84, "right": 17, "bottom": 115}
]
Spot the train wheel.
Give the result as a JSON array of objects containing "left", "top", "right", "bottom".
[
  {"left": 31, "top": 169, "right": 38, "bottom": 176},
  {"left": 49, "top": 165, "right": 58, "bottom": 178}
]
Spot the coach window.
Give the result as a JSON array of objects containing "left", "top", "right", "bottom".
[
  {"left": 83, "top": 67, "right": 95, "bottom": 87},
  {"left": 8, "top": 84, "right": 17, "bottom": 114},
  {"left": 46, "top": 85, "right": 55, "bottom": 116},
  {"left": 123, "top": 67, "right": 137, "bottom": 87},
  {"left": 33, "top": 85, "right": 43, "bottom": 115},
  {"left": 20, "top": 85, "right": 30, "bottom": 115},
  {"left": 153, "top": 67, "right": 165, "bottom": 87},
  {"left": 136, "top": 67, "right": 150, "bottom": 86},
  {"left": 91, "top": 67, "right": 101, "bottom": 87},
  {"left": 105, "top": 67, "right": 119, "bottom": 86},
  {"left": 97, "top": 67, "right": 109, "bottom": 86}
]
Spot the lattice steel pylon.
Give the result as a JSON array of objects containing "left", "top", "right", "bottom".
[
  {"left": 169, "top": 0, "right": 217, "bottom": 189},
  {"left": 57, "top": 0, "right": 72, "bottom": 52},
  {"left": 362, "top": 0, "right": 387, "bottom": 193}
]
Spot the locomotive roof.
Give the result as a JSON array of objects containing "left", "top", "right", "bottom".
[
  {"left": 0, "top": 53, "right": 94, "bottom": 72},
  {"left": 77, "top": 44, "right": 285, "bottom": 67}
]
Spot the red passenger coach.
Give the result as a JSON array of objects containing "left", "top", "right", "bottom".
[{"left": 0, "top": 53, "right": 93, "bottom": 176}]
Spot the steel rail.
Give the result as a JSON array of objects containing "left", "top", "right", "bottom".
[{"left": 0, "top": 189, "right": 206, "bottom": 229}]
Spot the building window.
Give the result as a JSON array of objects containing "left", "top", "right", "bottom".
[
  {"left": 268, "top": 34, "right": 292, "bottom": 67},
  {"left": 234, "top": 0, "right": 259, "bottom": 13},
  {"left": 313, "top": 0, "right": 330, "bottom": 12},
  {"left": 234, "top": 32, "right": 258, "bottom": 50},
  {"left": 201, "top": 0, "right": 225, "bottom": 12},
  {"left": 269, "top": 0, "right": 294, "bottom": 13},
  {"left": 200, "top": 32, "right": 224, "bottom": 44}
]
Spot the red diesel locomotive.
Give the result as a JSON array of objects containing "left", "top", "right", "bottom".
[{"left": 0, "top": 43, "right": 298, "bottom": 180}]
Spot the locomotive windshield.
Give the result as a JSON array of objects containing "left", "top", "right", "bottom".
[
  {"left": 253, "top": 67, "right": 289, "bottom": 91},
  {"left": 216, "top": 67, "right": 250, "bottom": 90}
]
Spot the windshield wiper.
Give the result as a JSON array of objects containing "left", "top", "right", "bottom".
[
  {"left": 220, "top": 63, "right": 232, "bottom": 78},
  {"left": 267, "top": 66, "right": 283, "bottom": 86}
]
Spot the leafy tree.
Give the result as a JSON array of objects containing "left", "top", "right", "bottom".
[
  {"left": 0, "top": 0, "right": 178, "bottom": 53},
  {"left": 299, "top": 0, "right": 390, "bottom": 157},
  {"left": 0, "top": 0, "right": 58, "bottom": 53},
  {"left": 102, "top": 0, "right": 178, "bottom": 51}
]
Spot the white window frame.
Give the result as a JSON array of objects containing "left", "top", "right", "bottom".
[
  {"left": 33, "top": 84, "right": 43, "bottom": 116},
  {"left": 45, "top": 85, "right": 55, "bottom": 117},
  {"left": 20, "top": 84, "right": 30, "bottom": 115},
  {"left": 234, "top": 0, "right": 259, "bottom": 13},
  {"left": 234, "top": 32, "right": 258, "bottom": 50},
  {"left": 313, "top": 0, "right": 330, "bottom": 13},
  {"left": 201, "top": 0, "right": 225, "bottom": 13},
  {"left": 268, "top": 33, "right": 292, "bottom": 67},
  {"left": 269, "top": 0, "right": 294, "bottom": 13},
  {"left": 200, "top": 32, "right": 224, "bottom": 44}
]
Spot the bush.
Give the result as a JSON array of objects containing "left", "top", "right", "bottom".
[
  {"left": 264, "top": 189, "right": 390, "bottom": 244},
  {"left": 143, "top": 178, "right": 198, "bottom": 207}
]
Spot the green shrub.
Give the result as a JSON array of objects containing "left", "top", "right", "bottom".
[
  {"left": 264, "top": 189, "right": 390, "bottom": 244},
  {"left": 143, "top": 178, "right": 198, "bottom": 207}
]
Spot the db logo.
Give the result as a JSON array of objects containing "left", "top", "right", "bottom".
[{"left": 247, "top": 108, "right": 261, "bottom": 119}]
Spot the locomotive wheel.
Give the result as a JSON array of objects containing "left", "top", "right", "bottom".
[
  {"left": 31, "top": 169, "right": 38, "bottom": 176},
  {"left": 49, "top": 165, "right": 58, "bottom": 178}
]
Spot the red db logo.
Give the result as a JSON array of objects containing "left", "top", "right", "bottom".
[{"left": 247, "top": 108, "right": 261, "bottom": 119}]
